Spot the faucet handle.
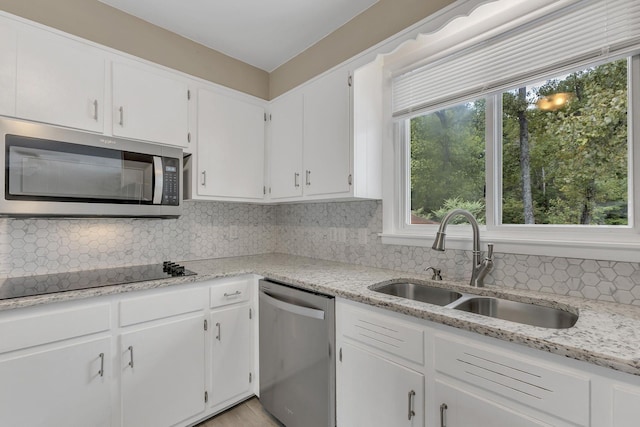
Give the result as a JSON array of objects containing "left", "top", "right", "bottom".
[
  {"left": 424, "top": 266, "right": 443, "bottom": 281},
  {"left": 486, "top": 243, "right": 494, "bottom": 260}
]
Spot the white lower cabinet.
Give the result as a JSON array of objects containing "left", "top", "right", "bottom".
[
  {"left": 120, "top": 314, "right": 206, "bottom": 427},
  {"left": 336, "top": 299, "right": 425, "bottom": 427},
  {"left": 336, "top": 298, "right": 640, "bottom": 427},
  {"left": 434, "top": 379, "right": 551, "bottom": 427},
  {"left": 210, "top": 303, "right": 254, "bottom": 407},
  {"left": 0, "top": 337, "right": 111, "bottom": 427},
  {"left": 0, "top": 276, "right": 259, "bottom": 427},
  {"left": 337, "top": 342, "right": 424, "bottom": 427}
]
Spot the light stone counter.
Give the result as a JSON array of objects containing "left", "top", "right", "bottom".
[{"left": 1, "top": 253, "right": 639, "bottom": 376}]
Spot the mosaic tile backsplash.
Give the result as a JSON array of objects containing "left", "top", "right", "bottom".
[
  {"left": 274, "top": 200, "right": 640, "bottom": 307},
  {"left": 0, "top": 201, "right": 276, "bottom": 277},
  {"left": 1, "top": 198, "right": 640, "bottom": 306}
]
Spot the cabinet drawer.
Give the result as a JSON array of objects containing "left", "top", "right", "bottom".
[
  {"left": 434, "top": 335, "right": 590, "bottom": 426},
  {"left": 340, "top": 304, "right": 423, "bottom": 365},
  {"left": 210, "top": 279, "right": 251, "bottom": 308},
  {"left": 0, "top": 303, "right": 110, "bottom": 353},
  {"left": 119, "top": 287, "right": 206, "bottom": 326}
]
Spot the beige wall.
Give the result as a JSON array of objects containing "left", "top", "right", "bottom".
[
  {"left": 269, "top": 0, "right": 456, "bottom": 99},
  {"left": 0, "top": 0, "right": 454, "bottom": 100},
  {"left": 0, "top": 0, "right": 270, "bottom": 99}
]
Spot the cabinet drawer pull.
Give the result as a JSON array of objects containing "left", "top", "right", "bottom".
[
  {"left": 223, "top": 290, "right": 242, "bottom": 297},
  {"left": 98, "top": 352, "right": 104, "bottom": 377},
  {"left": 118, "top": 106, "right": 124, "bottom": 126},
  {"left": 294, "top": 172, "right": 300, "bottom": 188},
  {"left": 305, "top": 170, "right": 311, "bottom": 186},
  {"left": 440, "top": 403, "right": 447, "bottom": 427},
  {"left": 128, "top": 346, "right": 134, "bottom": 368},
  {"left": 93, "top": 100, "right": 99, "bottom": 121},
  {"left": 408, "top": 390, "right": 416, "bottom": 420},
  {"left": 216, "top": 322, "right": 221, "bottom": 341}
]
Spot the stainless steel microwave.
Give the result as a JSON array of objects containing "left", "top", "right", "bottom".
[{"left": 0, "top": 118, "right": 183, "bottom": 218}]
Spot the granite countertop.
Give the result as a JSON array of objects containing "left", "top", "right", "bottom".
[{"left": 2, "top": 253, "right": 639, "bottom": 376}]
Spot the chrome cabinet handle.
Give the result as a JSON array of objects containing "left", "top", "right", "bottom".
[
  {"left": 118, "top": 106, "right": 124, "bottom": 126},
  {"left": 215, "top": 322, "right": 221, "bottom": 341},
  {"left": 201, "top": 171, "right": 206, "bottom": 186},
  {"left": 408, "top": 390, "right": 416, "bottom": 420},
  {"left": 98, "top": 352, "right": 104, "bottom": 377},
  {"left": 224, "top": 290, "right": 242, "bottom": 297},
  {"left": 440, "top": 403, "right": 447, "bottom": 427},
  {"left": 93, "top": 100, "right": 99, "bottom": 121},
  {"left": 294, "top": 172, "right": 300, "bottom": 188},
  {"left": 128, "top": 346, "right": 134, "bottom": 368},
  {"left": 305, "top": 170, "right": 311, "bottom": 186}
]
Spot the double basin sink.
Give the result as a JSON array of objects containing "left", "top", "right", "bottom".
[{"left": 372, "top": 282, "right": 578, "bottom": 329}]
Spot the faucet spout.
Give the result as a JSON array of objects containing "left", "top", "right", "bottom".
[{"left": 431, "top": 209, "right": 493, "bottom": 287}]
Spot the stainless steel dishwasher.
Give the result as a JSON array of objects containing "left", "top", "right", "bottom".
[{"left": 259, "top": 279, "right": 335, "bottom": 427}]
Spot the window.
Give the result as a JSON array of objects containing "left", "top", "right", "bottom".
[
  {"left": 501, "top": 60, "right": 629, "bottom": 226},
  {"left": 409, "top": 100, "right": 486, "bottom": 225},
  {"left": 382, "top": 0, "right": 640, "bottom": 261}
]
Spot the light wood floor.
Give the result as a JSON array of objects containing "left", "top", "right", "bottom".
[{"left": 195, "top": 397, "right": 283, "bottom": 427}]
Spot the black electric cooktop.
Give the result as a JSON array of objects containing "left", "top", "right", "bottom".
[{"left": 0, "top": 261, "right": 196, "bottom": 300}]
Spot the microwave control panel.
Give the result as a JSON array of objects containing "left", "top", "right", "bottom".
[{"left": 162, "top": 158, "right": 180, "bottom": 205}]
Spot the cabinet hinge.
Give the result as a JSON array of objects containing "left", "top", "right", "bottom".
[
  {"left": 204, "top": 391, "right": 208, "bottom": 403},
  {"left": 204, "top": 319, "right": 208, "bottom": 331},
  {"left": 187, "top": 89, "right": 191, "bottom": 100},
  {"left": 249, "top": 372, "right": 252, "bottom": 383},
  {"left": 249, "top": 308, "right": 252, "bottom": 319},
  {"left": 348, "top": 174, "right": 352, "bottom": 185}
]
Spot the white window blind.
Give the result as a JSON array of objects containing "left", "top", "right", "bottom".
[{"left": 392, "top": 0, "right": 640, "bottom": 118}]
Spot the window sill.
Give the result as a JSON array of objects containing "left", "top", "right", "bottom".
[{"left": 380, "top": 230, "right": 640, "bottom": 262}]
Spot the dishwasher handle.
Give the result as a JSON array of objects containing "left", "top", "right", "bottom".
[{"left": 260, "top": 290, "right": 325, "bottom": 320}]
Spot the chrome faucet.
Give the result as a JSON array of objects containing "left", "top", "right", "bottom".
[{"left": 431, "top": 209, "right": 493, "bottom": 287}]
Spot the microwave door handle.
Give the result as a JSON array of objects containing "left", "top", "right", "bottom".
[{"left": 153, "top": 156, "right": 163, "bottom": 204}]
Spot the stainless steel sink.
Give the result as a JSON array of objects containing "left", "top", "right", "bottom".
[
  {"left": 372, "top": 282, "right": 462, "bottom": 306},
  {"left": 452, "top": 297, "right": 578, "bottom": 329}
]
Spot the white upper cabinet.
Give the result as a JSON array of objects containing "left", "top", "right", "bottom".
[
  {"left": 195, "top": 88, "right": 265, "bottom": 201},
  {"left": 16, "top": 29, "right": 104, "bottom": 133},
  {"left": 269, "top": 91, "right": 304, "bottom": 200},
  {"left": 112, "top": 61, "right": 189, "bottom": 147},
  {"left": 267, "top": 60, "right": 382, "bottom": 202},
  {"left": 302, "top": 65, "right": 352, "bottom": 197},
  {"left": 0, "top": 16, "right": 16, "bottom": 118}
]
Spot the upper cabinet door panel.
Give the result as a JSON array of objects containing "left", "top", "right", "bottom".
[
  {"left": 303, "top": 67, "right": 351, "bottom": 196},
  {"left": 112, "top": 62, "right": 188, "bottom": 147},
  {"left": 16, "top": 29, "right": 104, "bottom": 133},
  {"left": 0, "top": 17, "right": 16, "bottom": 118},
  {"left": 269, "top": 91, "right": 303, "bottom": 199},
  {"left": 197, "top": 88, "right": 265, "bottom": 200}
]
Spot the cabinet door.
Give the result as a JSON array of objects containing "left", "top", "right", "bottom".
[
  {"left": 197, "top": 88, "right": 265, "bottom": 200},
  {"left": 0, "top": 337, "right": 111, "bottom": 427},
  {"left": 435, "top": 379, "right": 552, "bottom": 427},
  {"left": 16, "top": 29, "right": 104, "bottom": 132},
  {"left": 269, "top": 91, "right": 303, "bottom": 199},
  {"left": 211, "top": 304, "right": 253, "bottom": 406},
  {"left": 112, "top": 62, "right": 189, "bottom": 147},
  {"left": 121, "top": 314, "right": 206, "bottom": 427},
  {"left": 0, "top": 17, "right": 16, "bottom": 117},
  {"left": 612, "top": 385, "right": 640, "bottom": 427},
  {"left": 337, "top": 342, "right": 423, "bottom": 427},
  {"left": 303, "top": 67, "right": 351, "bottom": 196}
]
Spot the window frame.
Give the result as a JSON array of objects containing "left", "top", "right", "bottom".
[{"left": 381, "top": 55, "right": 640, "bottom": 262}]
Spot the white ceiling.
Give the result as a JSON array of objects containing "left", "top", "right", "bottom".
[{"left": 98, "top": 0, "right": 379, "bottom": 72}]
